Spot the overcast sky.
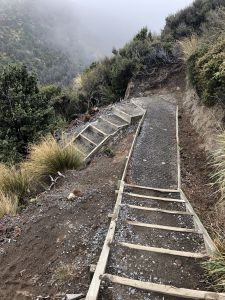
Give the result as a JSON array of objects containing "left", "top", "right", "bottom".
[{"left": 72, "top": 0, "right": 194, "bottom": 54}]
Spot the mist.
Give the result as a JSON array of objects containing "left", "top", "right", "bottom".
[{"left": 31, "top": 0, "right": 194, "bottom": 60}]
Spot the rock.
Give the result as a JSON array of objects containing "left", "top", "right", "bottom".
[
  {"left": 67, "top": 193, "right": 76, "bottom": 200},
  {"left": 67, "top": 189, "right": 83, "bottom": 200}
]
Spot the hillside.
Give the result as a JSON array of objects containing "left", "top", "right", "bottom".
[
  {"left": 0, "top": 0, "right": 93, "bottom": 85},
  {"left": 0, "top": 1, "right": 225, "bottom": 298}
]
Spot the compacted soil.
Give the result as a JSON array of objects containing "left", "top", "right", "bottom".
[{"left": 0, "top": 126, "right": 137, "bottom": 300}]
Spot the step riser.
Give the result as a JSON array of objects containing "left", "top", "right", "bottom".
[{"left": 112, "top": 107, "right": 132, "bottom": 123}]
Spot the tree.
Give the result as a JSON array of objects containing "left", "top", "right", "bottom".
[{"left": 0, "top": 64, "right": 56, "bottom": 162}]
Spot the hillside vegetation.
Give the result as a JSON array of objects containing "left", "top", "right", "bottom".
[{"left": 0, "top": 0, "right": 91, "bottom": 85}]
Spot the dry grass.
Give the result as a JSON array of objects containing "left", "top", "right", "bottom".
[
  {"left": 24, "top": 134, "right": 84, "bottom": 183},
  {"left": 178, "top": 35, "right": 199, "bottom": 61},
  {"left": 203, "top": 245, "right": 225, "bottom": 292},
  {"left": 0, "top": 191, "right": 18, "bottom": 218},
  {"left": 0, "top": 164, "right": 30, "bottom": 198},
  {"left": 54, "top": 263, "right": 76, "bottom": 284},
  {"left": 212, "top": 131, "right": 225, "bottom": 203}
]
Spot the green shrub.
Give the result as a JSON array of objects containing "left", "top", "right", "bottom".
[
  {"left": 162, "top": 0, "right": 225, "bottom": 40},
  {"left": 0, "top": 64, "right": 58, "bottom": 163},
  {"left": 188, "top": 36, "right": 225, "bottom": 106}
]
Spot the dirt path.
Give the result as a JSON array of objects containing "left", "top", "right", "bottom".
[{"left": 0, "top": 126, "right": 137, "bottom": 300}]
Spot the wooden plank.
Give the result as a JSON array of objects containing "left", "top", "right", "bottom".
[
  {"left": 90, "top": 124, "right": 107, "bottom": 136},
  {"left": 124, "top": 192, "right": 184, "bottom": 203},
  {"left": 102, "top": 274, "right": 225, "bottom": 300},
  {"left": 121, "top": 112, "right": 146, "bottom": 182},
  {"left": 119, "top": 242, "right": 208, "bottom": 258},
  {"left": 127, "top": 220, "right": 199, "bottom": 233},
  {"left": 176, "top": 105, "right": 181, "bottom": 190},
  {"left": 100, "top": 116, "right": 120, "bottom": 128},
  {"left": 86, "top": 112, "right": 145, "bottom": 300},
  {"left": 125, "top": 183, "right": 179, "bottom": 193},
  {"left": 126, "top": 204, "right": 193, "bottom": 215},
  {"left": 85, "top": 181, "right": 124, "bottom": 300},
  {"left": 80, "top": 133, "right": 97, "bottom": 146},
  {"left": 181, "top": 190, "right": 218, "bottom": 256}
]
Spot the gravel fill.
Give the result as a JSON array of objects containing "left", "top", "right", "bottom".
[{"left": 128, "top": 95, "right": 178, "bottom": 189}]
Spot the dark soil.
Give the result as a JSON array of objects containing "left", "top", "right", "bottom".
[
  {"left": 179, "top": 107, "right": 218, "bottom": 233},
  {"left": 0, "top": 126, "right": 136, "bottom": 300}
]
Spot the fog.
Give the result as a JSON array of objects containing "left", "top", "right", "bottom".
[{"left": 33, "top": 0, "right": 194, "bottom": 60}]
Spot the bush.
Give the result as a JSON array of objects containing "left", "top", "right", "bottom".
[
  {"left": 188, "top": 36, "right": 225, "bottom": 106},
  {"left": 24, "top": 135, "right": 84, "bottom": 184},
  {"left": 162, "top": 0, "right": 225, "bottom": 40},
  {"left": 0, "top": 64, "right": 58, "bottom": 163}
]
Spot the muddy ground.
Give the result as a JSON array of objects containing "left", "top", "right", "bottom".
[{"left": 0, "top": 126, "right": 137, "bottom": 300}]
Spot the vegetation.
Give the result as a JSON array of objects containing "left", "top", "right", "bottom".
[
  {"left": 0, "top": 0, "right": 81, "bottom": 85},
  {"left": 75, "top": 28, "right": 179, "bottom": 108},
  {"left": 203, "top": 247, "right": 225, "bottom": 292},
  {"left": 0, "top": 164, "right": 29, "bottom": 201},
  {"left": 54, "top": 263, "right": 76, "bottom": 284},
  {"left": 0, "top": 64, "right": 61, "bottom": 162},
  {"left": 24, "top": 135, "right": 83, "bottom": 185},
  {"left": 169, "top": 2, "right": 225, "bottom": 107},
  {"left": 162, "top": 0, "right": 225, "bottom": 40},
  {"left": 0, "top": 191, "right": 18, "bottom": 218}
]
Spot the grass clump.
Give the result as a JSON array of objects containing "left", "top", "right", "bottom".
[
  {"left": 212, "top": 131, "right": 225, "bottom": 202},
  {"left": 0, "top": 191, "right": 18, "bottom": 218},
  {"left": 0, "top": 164, "right": 30, "bottom": 200},
  {"left": 54, "top": 263, "right": 76, "bottom": 284},
  {"left": 203, "top": 242, "right": 225, "bottom": 292},
  {"left": 178, "top": 35, "right": 199, "bottom": 62},
  {"left": 25, "top": 134, "right": 84, "bottom": 183}
]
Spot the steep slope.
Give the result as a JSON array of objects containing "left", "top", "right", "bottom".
[{"left": 0, "top": 0, "right": 90, "bottom": 85}]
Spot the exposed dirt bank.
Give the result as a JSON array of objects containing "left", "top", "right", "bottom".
[{"left": 0, "top": 126, "right": 136, "bottom": 300}]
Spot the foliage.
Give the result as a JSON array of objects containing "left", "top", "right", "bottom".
[
  {"left": 78, "top": 28, "right": 179, "bottom": 108},
  {"left": 40, "top": 85, "right": 87, "bottom": 121},
  {"left": 24, "top": 134, "right": 84, "bottom": 184},
  {"left": 188, "top": 36, "right": 225, "bottom": 106},
  {"left": 162, "top": 0, "right": 225, "bottom": 40},
  {"left": 0, "top": 64, "right": 58, "bottom": 162},
  {"left": 0, "top": 190, "right": 18, "bottom": 218},
  {"left": 0, "top": 0, "right": 80, "bottom": 85}
]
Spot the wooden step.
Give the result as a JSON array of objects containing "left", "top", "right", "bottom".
[
  {"left": 102, "top": 274, "right": 225, "bottom": 300},
  {"left": 119, "top": 242, "right": 207, "bottom": 258},
  {"left": 126, "top": 220, "right": 200, "bottom": 233}
]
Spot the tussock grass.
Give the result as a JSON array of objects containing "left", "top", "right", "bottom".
[
  {"left": 212, "top": 131, "right": 225, "bottom": 203},
  {"left": 0, "top": 164, "right": 30, "bottom": 198},
  {"left": 203, "top": 249, "right": 225, "bottom": 292},
  {"left": 178, "top": 35, "right": 199, "bottom": 61},
  {"left": 0, "top": 191, "right": 18, "bottom": 218},
  {"left": 24, "top": 134, "right": 84, "bottom": 183}
]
